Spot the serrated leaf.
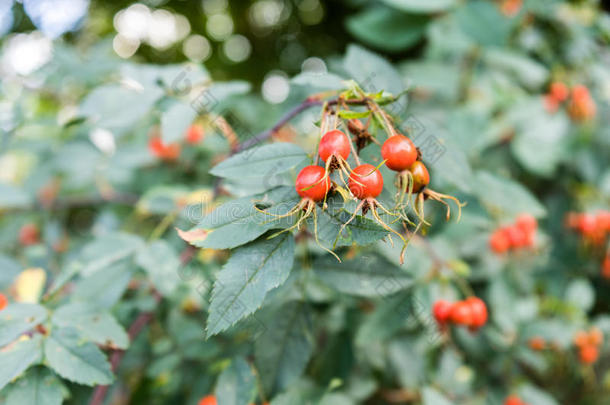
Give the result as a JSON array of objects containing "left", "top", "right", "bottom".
[
  {"left": 313, "top": 255, "right": 413, "bottom": 297},
  {"left": 422, "top": 387, "right": 454, "bottom": 405},
  {"left": 0, "top": 304, "right": 48, "bottom": 347},
  {"left": 210, "top": 143, "right": 307, "bottom": 179},
  {"left": 51, "top": 303, "right": 129, "bottom": 350},
  {"left": 77, "top": 232, "right": 144, "bottom": 277},
  {"left": 80, "top": 84, "right": 163, "bottom": 133},
  {"left": 5, "top": 367, "right": 64, "bottom": 405},
  {"left": 255, "top": 302, "right": 313, "bottom": 395},
  {"left": 215, "top": 357, "right": 256, "bottom": 405},
  {"left": 381, "top": 0, "right": 456, "bottom": 13},
  {"left": 72, "top": 259, "right": 134, "bottom": 309},
  {"left": 344, "top": 44, "right": 405, "bottom": 96},
  {"left": 135, "top": 240, "right": 180, "bottom": 297},
  {"left": 161, "top": 101, "right": 197, "bottom": 144},
  {"left": 337, "top": 110, "right": 371, "bottom": 119},
  {"left": 44, "top": 328, "right": 113, "bottom": 386},
  {"left": 0, "top": 335, "right": 43, "bottom": 391},
  {"left": 346, "top": 7, "right": 428, "bottom": 53},
  {"left": 195, "top": 186, "right": 299, "bottom": 249},
  {"left": 206, "top": 234, "right": 295, "bottom": 337},
  {"left": 455, "top": 0, "right": 512, "bottom": 47},
  {"left": 473, "top": 171, "right": 546, "bottom": 218},
  {"left": 314, "top": 205, "right": 388, "bottom": 248},
  {"left": 0, "top": 183, "right": 32, "bottom": 209}
]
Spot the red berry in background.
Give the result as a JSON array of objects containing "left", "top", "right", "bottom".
[
  {"left": 489, "top": 229, "right": 510, "bottom": 254},
  {"left": 574, "top": 331, "right": 589, "bottom": 347},
  {"left": 579, "top": 344, "right": 599, "bottom": 365},
  {"left": 198, "top": 395, "right": 217, "bottom": 405},
  {"left": 149, "top": 137, "right": 181, "bottom": 160},
  {"left": 433, "top": 300, "right": 453, "bottom": 324},
  {"left": 597, "top": 211, "right": 610, "bottom": 232},
  {"left": 409, "top": 161, "right": 430, "bottom": 192},
  {"left": 504, "top": 395, "right": 524, "bottom": 405},
  {"left": 0, "top": 293, "right": 7, "bottom": 311},
  {"left": 505, "top": 225, "right": 527, "bottom": 248},
  {"left": 19, "top": 223, "right": 39, "bottom": 246},
  {"left": 467, "top": 297, "right": 488, "bottom": 329},
  {"left": 381, "top": 135, "right": 418, "bottom": 172},
  {"left": 295, "top": 166, "right": 330, "bottom": 202},
  {"left": 515, "top": 214, "right": 537, "bottom": 235},
  {"left": 185, "top": 124, "right": 204, "bottom": 144},
  {"left": 528, "top": 336, "right": 546, "bottom": 351},
  {"left": 318, "top": 129, "right": 351, "bottom": 163},
  {"left": 577, "top": 213, "right": 597, "bottom": 236},
  {"left": 349, "top": 164, "right": 384, "bottom": 199},
  {"left": 450, "top": 301, "right": 473, "bottom": 326},
  {"left": 550, "top": 82, "right": 569, "bottom": 102},
  {"left": 589, "top": 328, "right": 603, "bottom": 346}
]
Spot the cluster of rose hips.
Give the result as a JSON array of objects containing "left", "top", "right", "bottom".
[
  {"left": 281, "top": 123, "right": 461, "bottom": 263},
  {"left": 527, "top": 336, "right": 548, "bottom": 351},
  {"left": 574, "top": 327, "right": 603, "bottom": 365},
  {"left": 148, "top": 124, "right": 205, "bottom": 161},
  {"left": 504, "top": 395, "right": 529, "bottom": 405},
  {"left": 198, "top": 395, "right": 267, "bottom": 405},
  {"left": 0, "top": 293, "right": 7, "bottom": 311},
  {"left": 432, "top": 297, "right": 488, "bottom": 332},
  {"left": 544, "top": 82, "right": 596, "bottom": 121},
  {"left": 489, "top": 214, "right": 538, "bottom": 254},
  {"left": 565, "top": 210, "right": 610, "bottom": 246}
]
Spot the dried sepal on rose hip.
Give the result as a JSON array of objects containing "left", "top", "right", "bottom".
[
  {"left": 378, "top": 134, "right": 464, "bottom": 230},
  {"left": 255, "top": 165, "right": 339, "bottom": 260},
  {"left": 337, "top": 163, "right": 409, "bottom": 263}
]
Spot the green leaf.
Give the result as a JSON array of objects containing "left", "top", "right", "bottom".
[
  {"left": 337, "top": 110, "right": 371, "bottom": 120},
  {"left": 314, "top": 205, "right": 388, "bottom": 248},
  {"left": 484, "top": 49, "right": 549, "bottom": 89},
  {"left": 80, "top": 84, "right": 163, "bottom": 133},
  {"left": 381, "top": 0, "right": 456, "bottom": 13},
  {"left": 473, "top": 171, "right": 546, "bottom": 218},
  {"left": 44, "top": 327, "right": 113, "bottom": 386},
  {"left": 215, "top": 357, "right": 256, "bottom": 405},
  {"left": 76, "top": 232, "right": 144, "bottom": 277},
  {"left": 510, "top": 101, "right": 569, "bottom": 177},
  {"left": 346, "top": 7, "right": 428, "bottom": 53},
  {"left": 0, "top": 304, "right": 48, "bottom": 347},
  {"left": 519, "top": 385, "right": 559, "bottom": 405},
  {"left": 313, "top": 255, "right": 413, "bottom": 297},
  {"left": 51, "top": 303, "right": 129, "bottom": 349},
  {"left": 195, "top": 186, "right": 300, "bottom": 249},
  {"left": 455, "top": 0, "right": 512, "bottom": 47},
  {"left": 72, "top": 259, "right": 134, "bottom": 309},
  {"left": 206, "top": 233, "right": 295, "bottom": 337},
  {"left": 0, "top": 335, "right": 43, "bottom": 391},
  {"left": 344, "top": 44, "right": 405, "bottom": 96},
  {"left": 210, "top": 143, "right": 308, "bottom": 179},
  {"left": 160, "top": 101, "right": 198, "bottom": 144},
  {"left": 565, "top": 279, "right": 595, "bottom": 312},
  {"left": 0, "top": 254, "right": 20, "bottom": 290},
  {"left": 255, "top": 302, "right": 313, "bottom": 395},
  {"left": 135, "top": 240, "right": 181, "bottom": 297},
  {"left": 0, "top": 183, "right": 32, "bottom": 209},
  {"left": 422, "top": 387, "right": 454, "bottom": 405},
  {"left": 5, "top": 367, "right": 64, "bottom": 405},
  {"left": 136, "top": 185, "right": 190, "bottom": 215}
]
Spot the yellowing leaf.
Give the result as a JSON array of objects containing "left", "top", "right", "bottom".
[
  {"left": 14, "top": 268, "right": 46, "bottom": 303},
  {"left": 175, "top": 227, "right": 208, "bottom": 244}
]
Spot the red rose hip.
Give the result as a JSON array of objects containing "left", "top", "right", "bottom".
[
  {"left": 295, "top": 165, "right": 330, "bottom": 202},
  {"left": 319, "top": 129, "right": 351, "bottom": 163},
  {"left": 348, "top": 164, "right": 384, "bottom": 199},
  {"left": 381, "top": 135, "right": 418, "bottom": 172}
]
